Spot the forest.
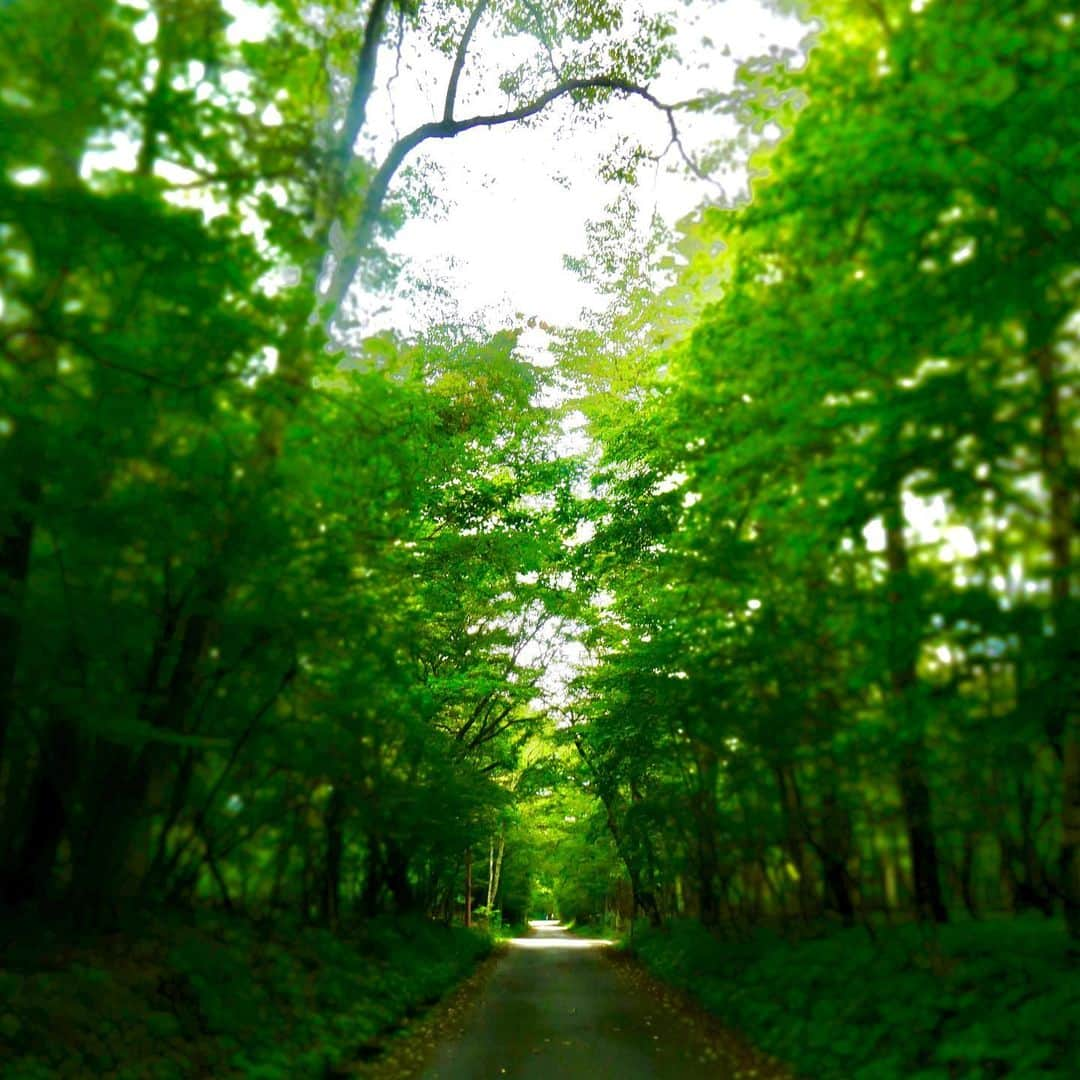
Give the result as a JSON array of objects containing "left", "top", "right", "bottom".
[{"left": 1, "top": 0, "right": 1078, "bottom": 1078}]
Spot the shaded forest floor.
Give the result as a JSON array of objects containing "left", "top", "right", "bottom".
[
  {"left": 0, "top": 909, "right": 491, "bottom": 1080},
  {"left": 601, "top": 946, "right": 795, "bottom": 1079},
  {"left": 368, "top": 919, "right": 795, "bottom": 1079},
  {"left": 625, "top": 916, "right": 1080, "bottom": 1079},
  {"left": 3, "top": 911, "right": 1078, "bottom": 1079}
]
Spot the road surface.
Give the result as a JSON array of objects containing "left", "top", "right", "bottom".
[{"left": 421, "top": 921, "right": 731, "bottom": 1079}]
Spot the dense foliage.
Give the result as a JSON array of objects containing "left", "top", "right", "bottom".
[
  {"left": 0, "top": 0, "right": 675, "bottom": 928},
  {"left": 2, "top": 912, "right": 491, "bottom": 1078},
  {"left": 1, "top": 0, "right": 1077, "bottom": 1076},
  {"left": 630, "top": 918, "right": 1078, "bottom": 1079},
  {"left": 558, "top": 0, "right": 1079, "bottom": 949}
]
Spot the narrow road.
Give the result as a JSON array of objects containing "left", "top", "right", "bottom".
[{"left": 421, "top": 921, "right": 730, "bottom": 1079}]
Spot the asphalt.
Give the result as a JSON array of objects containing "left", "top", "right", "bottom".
[{"left": 421, "top": 921, "right": 731, "bottom": 1079}]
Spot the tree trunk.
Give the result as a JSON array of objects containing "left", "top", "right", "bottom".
[
  {"left": 6, "top": 717, "right": 78, "bottom": 905},
  {"left": 819, "top": 787, "right": 856, "bottom": 926},
  {"left": 322, "top": 786, "right": 345, "bottom": 928},
  {"left": 896, "top": 745, "right": 948, "bottom": 923},
  {"left": 1031, "top": 339, "right": 1079, "bottom": 941},
  {"left": 693, "top": 744, "right": 722, "bottom": 926},
  {"left": 360, "top": 839, "right": 382, "bottom": 917},
  {"left": 268, "top": 810, "right": 299, "bottom": 912},
  {"left": 574, "top": 736, "right": 660, "bottom": 925},
  {"left": 1015, "top": 773, "right": 1053, "bottom": 915},
  {"left": 1062, "top": 735, "right": 1080, "bottom": 940},
  {"left": 485, "top": 838, "right": 495, "bottom": 914},
  {"left": 486, "top": 826, "right": 506, "bottom": 917},
  {"left": 201, "top": 832, "right": 234, "bottom": 912},
  {"left": 885, "top": 493, "right": 949, "bottom": 924},
  {"left": 384, "top": 838, "right": 412, "bottom": 913},
  {"left": 465, "top": 846, "right": 473, "bottom": 928},
  {"left": 958, "top": 832, "right": 979, "bottom": 920},
  {"left": 774, "top": 763, "right": 816, "bottom": 923},
  {"left": 628, "top": 780, "right": 664, "bottom": 926},
  {"left": 69, "top": 570, "right": 223, "bottom": 921},
  {"left": 145, "top": 749, "right": 197, "bottom": 892},
  {"left": 0, "top": 474, "right": 38, "bottom": 774},
  {"left": 0, "top": 321, "right": 55, "bottom": 785},
  {"left": 493, "top": 833, "right": 505, "bottom": 910}
]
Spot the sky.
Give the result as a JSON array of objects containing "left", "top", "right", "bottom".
[
  {"left": 339, "top": 0, "right": 813, "bottom": 693},
  {"left": 290, "top": 0, "right": 990, "bottom": 694},
  {"left": 117, "top": 0, "right": 814, "bottom": 336},
  {"left": 354, "top": 0, "right": 814, "bottom": 334},
  {"left": 114, "top": 0, "right": 1001, "bottom": 695},
  {"left": 93, "top": 0, "right": 814, "bottom": 706}
]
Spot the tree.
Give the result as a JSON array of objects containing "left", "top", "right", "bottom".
[
  {"left": 559, "top": 0, "right": 1077, "bottom": 945},
  {"left": 0, "top": 0, "right": 712, "bottom": 922}
]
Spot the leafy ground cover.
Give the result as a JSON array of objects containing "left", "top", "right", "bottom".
[
  {"left": 626, "top": 918, "right": 1080, "bottom": 1079},
  {"left": 562, "top": 920, "right": 617, "bottom": 941},
  {"left": 0, "top": 912, "right": 491, "bottom": 1079},
  {"left": 489, "top": 920, "right": 530, "bottom": 942}
]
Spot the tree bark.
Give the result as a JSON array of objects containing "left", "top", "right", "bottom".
[
  {"left": 819, "top": 786, "right": 856, "bottom": 926},
  {"left": 885, "top": 493, "right": 949, "bottom": 924},
  {"left": 0, "top": 473, "right": 38, "bottom": 774},
  {"left": 322, "top": 786, "right": 345, "bottom": 928},
  {"left": 1031, "top": 338, "right": 1079, "bottom": 941},
  {"left": 485, "top": 826, "right": 506, "bottom": 916},
  {"left": 693, "top": 744, "right": 722, "bottom": 926},
  {"left": 774, "top": 763, "right": 816, "bottom": 923},
  {"left": 6, "top": 717, "right": 78, "bottom": 906},
  {"left": 465, "top": 846, "right": 473, "bottom": 928}
]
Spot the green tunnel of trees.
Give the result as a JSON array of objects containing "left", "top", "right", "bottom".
[{"left": 1, "top": 0, "right": 1077, "bottom": 960}]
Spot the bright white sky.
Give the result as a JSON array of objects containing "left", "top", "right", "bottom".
[
  {"left": 95, "top": 0, "right": 816, "bottom": 706},
  {"left": 112, "top": 0, "right": 813, "bottom": 334},
  {"left": 354, "top": 0, "right": 813, "bottom": 334},
  {"left": 109, "top": 0, "right": 1007, "bottom": 694}
]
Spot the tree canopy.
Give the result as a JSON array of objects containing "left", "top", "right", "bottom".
[{"left": 1, "top": 0, "right": 1077, "bottom": 977}]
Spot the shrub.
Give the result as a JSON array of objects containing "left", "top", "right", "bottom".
[{"left": 629, "top": 918, "right": 1079, "bottom": 1079}]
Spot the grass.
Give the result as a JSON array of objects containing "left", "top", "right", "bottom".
[
  {"left": 625, "top": 916, "right": 1080, "bottom": 1079},
  {"left": 562, "top": 919, "right": 618, "bottom": 941},
  {"left": 490, "top": 919, "right": 529, "bottom": 941},
  {"left": 0, "top": 910, "right": 492, "bottom": 1079}
]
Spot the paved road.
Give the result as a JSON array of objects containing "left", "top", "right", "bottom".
[{"left": 421, "top": 921, "right": 729, "bottom": 1079}]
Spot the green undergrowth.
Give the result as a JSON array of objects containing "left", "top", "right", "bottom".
[
  {"left": 0, "top": 910, "right": 492, "bottom": 1080},
  {"left": 563, "top": 920, "right": 617, "bottom": 941},
  {"left": 626, "top": 917, "right": 1080, "bottom": 1079},
  {"left": 491, "top": 920, "right": 529, "bottom": 941}
]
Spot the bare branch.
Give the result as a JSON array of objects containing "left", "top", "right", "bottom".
[
  {"left": 520, "top": 0, "right": 560, "bottom": 79},
  {"left": 340, "top": 0, "right": 394, "bottom": 167},
  {"left": 325, "top": 76, "right": 709, "bottom": 315},
  {"left": 444, "top": 0, "right": 490, "bottom": 122},
  {"left": 386, "top": 8, "right": 407, "bottom": 141}
]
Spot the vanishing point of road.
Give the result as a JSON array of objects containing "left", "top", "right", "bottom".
[{"left": 421, "top": 921, "right": 734, "bottom": 1079}]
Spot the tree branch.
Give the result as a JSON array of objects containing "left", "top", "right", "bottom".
[
  {"left": 386, "top": 8, "right": 407, "bottom": 141},
  {"left": 444, "top": 0, "right": 490, "bottom": 122},
  {"left": 340, "top": 0, "right": 394, "bottom": 167},
  {"left": 521, "top": 0, "right": 560, "bottom": 79},
  {"left": 326, "top": 76, "right": 698, "bottom": 315}
]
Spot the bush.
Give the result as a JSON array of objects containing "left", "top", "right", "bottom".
[
  {"left": 0, "top": 913, "right": 493, "bottom": 1079},
  {"left": 628, "top": 918, "right": 1080, "bottom": 1079}
]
